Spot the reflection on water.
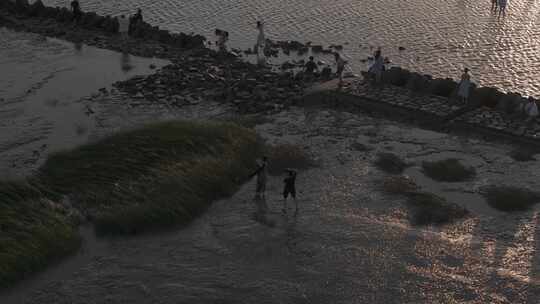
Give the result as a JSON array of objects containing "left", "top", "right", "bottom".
[
  {"left": 0, "top": 27, "right": 168, "bottom": 178},
  {"left": 40, "top": 0, "right": 540, "bottom": 96}
]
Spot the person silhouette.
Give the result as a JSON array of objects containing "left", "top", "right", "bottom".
[
  {"left": 255, "top": 21, "right": 266, "bottom": 66},
  {"left": 457, "top": 68, "right": 471, "bottom": 104}
]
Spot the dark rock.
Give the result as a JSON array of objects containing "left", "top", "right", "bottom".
[
  {"left": 428, "top": 78, "right": 457, "bottom": 98},
  {"left": 398, "top": 46, "right": 406, "bottom": 51},
  {"left": 382, "top": 67, "right": 410, "bottom": 87},
  {"left": 311, "top": 45, "right": 323, "bottom": 53},
  {"left": 471, "top": 86, "right": 504, "bottom": 108}
]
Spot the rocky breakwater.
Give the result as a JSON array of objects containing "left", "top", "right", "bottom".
[
  {"left": 0, "top": 0, "right": 205, "bottom": 57},
  {"left": 113, "top": 50, "right": 307, "bottom": 114},
  {"left": 356, "top": 66, "right": 540, "bottom": 142}
]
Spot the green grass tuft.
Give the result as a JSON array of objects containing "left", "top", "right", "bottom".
[
  {"left": 406, "top": 192, "right": 468, "bottom": 226},
  {"left": 482, "top": 186, "right": 540, "bottom": 212},
  {"left": 0, "top": 181, "right": 80, "bottom": 288},
  {"left": 382, "top": 176, "right": 419, "bottom": 195},
  {"left": 422, "top": 159, "right": 476, "bottom": 182},
  {"left": 1, "top": 120, "right": 263, "bottom": 287},
  {"left": 374, "top": 153, "right": 409, "bottom": 174},
  {"left": 37, "top": 121, "right": 263, "bottom": 234}
]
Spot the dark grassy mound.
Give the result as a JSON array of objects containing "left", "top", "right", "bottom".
[
  {"left": 406, "top": 192, "right": 468, "bottom": 226},
  {"left": 265, "top": 143, "right": 317, "bottom": 176},
  {"left": 374, "top": 152, "right": 409, "bottom": 174},
  {"left": 482, "top": 186, "right": 540, "bottom": 212},
  {"left": 0, "top": 181, "right": 80, "bottom": 288},
  {"left": 422, "top": 159, "right": 476, "bottom": 182},
  {"left": 382, "top": 176, "right": 419, "bottom": 195},
  {"left": 36, "top": 121, "right": 262, "bottom": 234},
  {"left": 1, "top": 121, "right": 262, "bottom": 288}
]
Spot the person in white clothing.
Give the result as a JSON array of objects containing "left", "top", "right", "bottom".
[
  {"left": 255, "top": 21, "right": 266, "bottom": 66},
  {"left": 117, "top": 15, "right": 130, "bottom": 51},
  {"left": 498, "top": 0, "right": 507, "bottom": 17},
  {"left": 517, "top": 97, "right": 539, "bottom": 123},
  {"left": 457, "top": 68, "right": 471, "bottom": 104}
]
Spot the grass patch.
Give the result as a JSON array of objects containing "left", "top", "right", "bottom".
[
  {"left": 406, "top": 192, "right": 468, "bottom": 226},
  {"left": 382, "top": 176, "right": 419, "bottom": 195},
  {"left": 481, "top": 186, "right": 540, "bottom": 212},
  {"left": 422, "top": 159, "right": 476, "bottom": 182},
  {"left": 1, "top": 120, "right": 262, "bottom": 288},
  {"left": 37, "top": 121, "right": 262, "bottom": 234},
  {"left": 0, "top": 181, "right": 80, "bottom": 288},
  {"left": 374, "top": 153, "right": 409, "bottom": 174},
  {"left": 265, "top": 143, "right": 317, "bottom": 176}
]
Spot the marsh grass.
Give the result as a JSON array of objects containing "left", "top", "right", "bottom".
[
  {"left": 406, "top": 192, "right": 468, "bottom": 226},
  {"left": 422, "top": 159, "right": 476, "bottom": 182},
  {"left": 380, "top": 176, "right": 468, "bottom": 226},
  {"left": 382, "top": 176, "right": 419, "bottom": 195},
  {"left": 374, "top": 152, "right": 409, "bottom": 174},
  {"left": 1, "top": 121, "right": 261, "bottom": 287},
  {"left": 482, "top": 185, "right": 540, "bottom": 212},
  {"left": 0, "top": 181, "right": 80, "bottom": 288},
  {"left": 37, "top": 121, "right": 262, "bottom": 234}
]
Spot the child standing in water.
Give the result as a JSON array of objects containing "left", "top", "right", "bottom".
[{"left": 282, "top": 169, "right": 297, "bottom": 215}]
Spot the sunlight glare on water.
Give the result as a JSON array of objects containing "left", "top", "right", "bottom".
[{"left": 43, "top": 0, "right": 540, "bottom": 96}]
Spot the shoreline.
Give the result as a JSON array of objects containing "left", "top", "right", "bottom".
[{"left": 2, "top": 1, "right": 540, "bottom": 293}]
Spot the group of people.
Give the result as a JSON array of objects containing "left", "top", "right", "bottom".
[
  {"left": 247, "top": 157, "right": 299, "bottom": 215},
  {"left": 70, "top": 1, "right": 144, "bottom": 39},
  {"left": 491, "top": 0, "right": 508, "bottom": 17}
]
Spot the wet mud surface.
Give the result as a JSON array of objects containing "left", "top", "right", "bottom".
[
  {"left": 43, "top": 0, "right": 540, "bottom": 97},
  {"left": 2, "top": 100, "right": 540, "bottom": 303},
  {"left": 0, "top": 28, "right": 168, "bottom": 178}
]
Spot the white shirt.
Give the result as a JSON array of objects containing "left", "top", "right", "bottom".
[
  {"left": 525, "top": 101, "right": 539, "bottom": 117},
  {"left": 118, "top": 17, "right": 130, "bottom": 34}
]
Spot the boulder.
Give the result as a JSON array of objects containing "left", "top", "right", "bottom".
[
  {"left": 406, "top": 72, "right": 431, "bottom": 92},
  {"left": 428, "top": 78, "right": 457, "bottom": 98},
  {"left": 383, "top": 67, "right": 410, "bottom": 87},
  {"left": 470, "top": 86, "right": 503, "bottom": 108},
  {"left": 496, "top": 92, "right": 522, "bottom": 114}
]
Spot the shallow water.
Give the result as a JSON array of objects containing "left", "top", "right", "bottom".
[
  {"left": 2, "top": 100, "right": 540, "bottom": 303},
  {"left": 41, "top": 0, "right": 540, "bottom": 97},
  {"left": 0, "top": 27, "right": 168, "bottom": 178}
]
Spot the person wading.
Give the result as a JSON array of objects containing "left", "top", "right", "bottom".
[
  {"left": 248, "top": 156, "right": 268, "bottom": 199},
  {"left": 282, "top": 169, "right": 298, "bottom": 215}
]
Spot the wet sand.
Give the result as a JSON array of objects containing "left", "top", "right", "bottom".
[
  {"left": 0, "top": 27, "right": 168, "bottom": 178},
  {"left": 2, "top": 98, "right": 540, "bottom": 303}
]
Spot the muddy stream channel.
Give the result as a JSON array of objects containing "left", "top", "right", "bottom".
[{"left": 1, "top": 28, "right": 540, "bottom": 304}]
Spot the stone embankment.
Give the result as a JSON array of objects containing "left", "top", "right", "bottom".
[{"left": 308, "top": 67, "right": 540, "bottom": 147}]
